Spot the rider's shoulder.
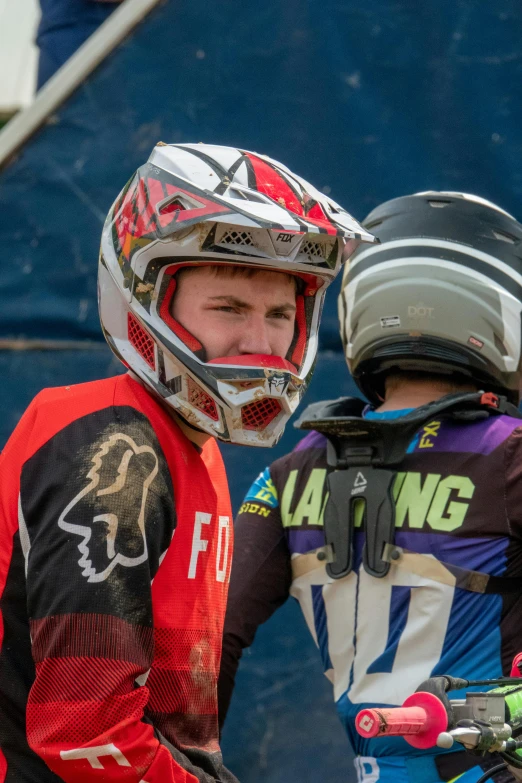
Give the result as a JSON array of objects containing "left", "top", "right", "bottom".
[
  {"left": 17, "top": 375, "right": 156, "bottom": 457},
  {"left": 267, "top": 430, "right": 329, "bottom": 487},
  {"left": 291, "top": 429, "right": 329, "bottom": 456},
  {"left": 33, "top": 375, "right": 122, "bottom": 408}
]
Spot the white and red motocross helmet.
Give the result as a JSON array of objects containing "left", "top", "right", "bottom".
[{"left": 99, "top": 143, "right": 376, "bottom": 447}]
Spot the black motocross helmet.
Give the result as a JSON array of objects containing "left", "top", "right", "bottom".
[{"left": 339, "top": 192, "right": 522, "bottom": 404}]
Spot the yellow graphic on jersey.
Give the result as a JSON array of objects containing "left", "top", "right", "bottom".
[
  {"left": 280, "top": 468, "right": 475, "bottom": 533},
  {"left": 240, "top": 467, "right": 279, "bottom": 516},
  {"left": 418, "top": 419, "right": 441, "bottom": 448},
  {"left": 239, "top": 502, "right": 271, "bottom": 517}
]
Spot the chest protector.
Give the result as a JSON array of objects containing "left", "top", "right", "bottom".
[{"left": 295, "top": 392, "right": 522, "bottom": 589}]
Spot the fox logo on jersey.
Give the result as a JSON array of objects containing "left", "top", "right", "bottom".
[{"left": 58, "top": 432, "right": 159, "bottom": 582}]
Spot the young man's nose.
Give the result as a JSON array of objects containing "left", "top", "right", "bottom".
[{"left": 237, "top": 316, "right": 272, "bottom": 355}]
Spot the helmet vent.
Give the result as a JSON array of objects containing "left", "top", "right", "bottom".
[
  {"left": 226, "top": 185, "right": 268, "bottom": 204},
  {"left": 428, "top": 200, "right": 451, "bottom": 208},
  {"left": 494, "top": 333, "right": 509, "bottom": 356},
  {"left": 241, "top": 398, "right": 282, "bottom": 430},
  {"left": 159, "top": 198, "right": 186, "bottom": 215},
  {"left": 300, "top": 239, "right": 334, "bottom": 261},
  {"left": 492, "top": 230, "right": 516, "bottom": 244},
  {"left": 220, "top": 229, "right": 254, "bottom": 247},
  {"left": 227, "top": 186, "right": 249, "bottom": 201},
  {"left": 128, "top": 313, "right": 156, "bottom": 370},
  {"left": 187, "top": 377, "right": 219, "bottom": 421}
]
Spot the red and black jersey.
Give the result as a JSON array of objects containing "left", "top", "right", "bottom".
[{"left": 0, "top": 373, "right": 236, "bottom": 783}]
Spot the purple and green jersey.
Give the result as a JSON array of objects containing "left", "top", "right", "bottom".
[{"left": 219, "top": 409, "right": 522, "bottom": 782}]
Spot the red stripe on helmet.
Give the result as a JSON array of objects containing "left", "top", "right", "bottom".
[
  {"left": 147, "top": 178, "right": 167, "bottom": 225},
  {"left": 159, "top": 276, "right": 203, "bottom": 353},
  {"left": 300, "top": 214, "right": 338, "bottom": 236},
  {"left": 302, "top": 193, "right": 340, "bottom": 235},
  {"left": 114, "top": 176, "right": 158, "bottom": 254},
  {"left": 245, "top": 154, "right": 305, "bottom": 216},
  {"left": 306, "top": 201, "right": 327, "bottom": 220},
  {"left": 290, "top": 294, "right": 307, "bottom": 368},
  {"left": 137, "top": 178, "right": 156, "bottom": 233}
]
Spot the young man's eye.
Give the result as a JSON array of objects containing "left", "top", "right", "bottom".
[
  {"left": 213, "top": 305, "right": 237, "bottom": 313},
  {"left": 269, "top": 311, "right": 292, "bottom": 320}
]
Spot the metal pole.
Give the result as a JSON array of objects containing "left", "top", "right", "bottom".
[{"left": 0, "top": 0, "right": 163, "bottom": 170}]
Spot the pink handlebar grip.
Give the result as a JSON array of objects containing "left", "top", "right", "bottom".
[
  {"left": 355, "top": 692, "right": 448, "bottom": 750},
  {"left": 356, "top": 705, "right": 428, "bottom": 738}
]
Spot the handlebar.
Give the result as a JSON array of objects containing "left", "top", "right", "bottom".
[
  {"left": 355, "top": 659, "right": 522, "bottom": 783},
  {"left": 356, "top": 692, "right": 449, "bottom": 749},
  {"left": 356, "top": 683, "right": 517, "bottom": 753}
]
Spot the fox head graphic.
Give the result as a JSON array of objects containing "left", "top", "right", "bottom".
[
  {"left": 267, "top": 373, "right": 288, "bottom": 394},
  {"left": 58, "top": 433, "right": 159, "bottom": 582}
]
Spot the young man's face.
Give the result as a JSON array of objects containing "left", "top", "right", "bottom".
[{"left": 172, "top": 266, "right": 297, "bottom": 361}]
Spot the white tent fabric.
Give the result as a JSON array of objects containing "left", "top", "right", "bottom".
[{"left": 0, "top": 0, "right": 39, "bottom": 116}]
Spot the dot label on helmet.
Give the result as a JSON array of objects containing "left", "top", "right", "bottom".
[
  {"left": 380, "top": 315, "right": 401, "bottom": 328},
  {"left": 408, "top": 305, "right": 435, "bottom": 319}
]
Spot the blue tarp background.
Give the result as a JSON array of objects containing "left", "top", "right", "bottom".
[
  {"left": 2, "top": 1, "right": 522, "bottom": 779},
  {"left": 36, "top": 0, "right": 118, "bottom": 88}
]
